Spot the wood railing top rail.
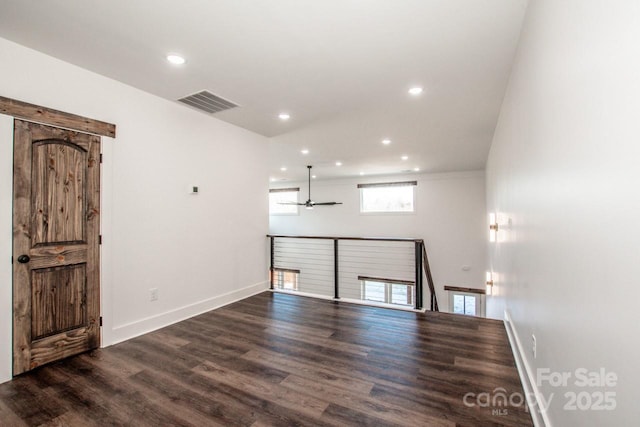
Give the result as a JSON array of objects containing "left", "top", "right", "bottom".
[{"left": 267, "top": 234, "right": 423, "bottom": 243}]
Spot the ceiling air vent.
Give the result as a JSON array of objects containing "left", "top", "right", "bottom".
[{"left": 177, "top": 90, "right": 238, "bottom": 114}]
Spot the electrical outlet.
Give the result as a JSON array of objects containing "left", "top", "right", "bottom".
[
  {"left": 532, "top": 334, "right": 537, "bottom": 359},
  {"left": 150, "top": 288, "right": 158, "bottom": 302}
]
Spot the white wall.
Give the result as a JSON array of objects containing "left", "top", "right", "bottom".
[
  {"left": 270, "top": 171, "right": 487, "bottom": 311},
  {"left": 486, "top": 0, "right": 640, "bottom": 425},
  {"left": 0, "top": 38, "right": 269, "bottom": 383}
]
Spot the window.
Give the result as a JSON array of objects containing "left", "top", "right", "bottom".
[
  {"left": 359, "top": 276, "right": 414, "bottom": 307},
  {"left": 271, "top": 268, "right": 299, "bottom": 290},
  {"left": 358, "top": 181, "right": 416, "bottom": 213},
  {"left": 269, "top": 187, "right": 299, "bottom": 215},
  {"left": 453, "top": 294, "right": 477, "bottom": 316},
  {"left": 445, "top": 287, "right": 484, "bottom": 316}
]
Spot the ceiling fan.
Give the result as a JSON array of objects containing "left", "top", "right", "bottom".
[{"left": 281, "top": 165, "right": 342, "bottom": 209}]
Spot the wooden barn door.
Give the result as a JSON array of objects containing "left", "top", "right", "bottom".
[{"left": 12, "top": 119, "right": 101, "bottom": 375}]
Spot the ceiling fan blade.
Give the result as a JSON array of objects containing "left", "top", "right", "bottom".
[{"left": 285, "top": 166, "right": 341, "bottom": 208}]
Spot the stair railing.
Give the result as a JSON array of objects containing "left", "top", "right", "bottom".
[{"left": 268, "top": 235, "right": 438, "bottom": 311}]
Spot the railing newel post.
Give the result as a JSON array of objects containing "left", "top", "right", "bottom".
[
  {"left": 414, "top": 240, "right": 423, "bottom": 310},
  {"left": 334, "top": 238, "right": 339, "bottom": 299},
  {"left": 269, "top": 236, "right": 275, "bottom": 290}
]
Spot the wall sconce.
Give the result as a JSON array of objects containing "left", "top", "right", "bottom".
[
  {"left": 489, "top": 213, "right": 498, "bottom": 242},
  {"left": 486, "top": 271, "right": 494, "bottom": 295}
]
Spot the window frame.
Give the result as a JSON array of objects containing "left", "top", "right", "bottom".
[
  {"left": 269, "top": 187, "right": 300, "bottom": 216},
  {"left": 359, "top": 275, "right": 415, "bottom": 307},
  {"left": 358, "top": 181, "right": 417, "bottom": 215},
  {"left": 447, "top": 290, "right": 485, "bottom": 317},
  {"left": 271, "top": 268, "right": 300, "bottom": 291}
]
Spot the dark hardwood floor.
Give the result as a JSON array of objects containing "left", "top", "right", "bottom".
[{"left": 0, "top": 292, "right": 533, "bottom": 426}]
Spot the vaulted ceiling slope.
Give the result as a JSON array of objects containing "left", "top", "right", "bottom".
[{"left": 0, "top": 0, "right": 528, "bottom": 181}]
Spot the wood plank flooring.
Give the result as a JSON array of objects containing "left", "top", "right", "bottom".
[{"left": 0, "top": 292, "right": 533, "bottom": 426}]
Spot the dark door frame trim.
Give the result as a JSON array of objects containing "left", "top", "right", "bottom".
[{"left": 0, "top": 96, "right": 116, "bottom": 138}]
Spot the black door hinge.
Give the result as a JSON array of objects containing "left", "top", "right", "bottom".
[
  {"left": 99, "top": 235, "right": 102, "bottom": 245},
  {"left": 100, "top": 153, "right": 103, "bottom": 163},
  {"left": 99, "top": 317, "right": 103, "bottom": 327}
]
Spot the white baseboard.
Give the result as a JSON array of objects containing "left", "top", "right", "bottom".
[
  {"left": 106, "top": 281, "right": 269, "bottom": 346},
  {"left": 503, "top": 310, "right": 552, "bottom": 427}
]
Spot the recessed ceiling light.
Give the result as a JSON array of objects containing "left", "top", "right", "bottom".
[
  {"left": 278, "top": 113, "right": 291, "bottom": 120},
  {"left": 280, "top": 167, "right": 287, "bottom": 172},
  {"left": 401, "top": 155, "right": 409, "bottom": 161},
  {"left": 301, "top": 149, "right": 309, "bottom": 155},
  {"left": 335, "top": 161, "right": 342, "bottom": 166},
  {"left": 382, "top": 139, "right": 391, "bottom": 145},
  {"left": 166, "top": 54, "right": 186, "bottom": 65},
  {"left": 359, "top": 172, "right": 365, "bottom": 176},
  {"left": 312, "top": 175, "right": 317, "bottom": 179},
  {"left": 408, "top": 87, "right": 423, "bottom": 95},
  {"left": 414, "top": 167, "right": 420, "bottom": 172},
  {"left": 270, "top": 177, "right": 276, "bottom": 182}
]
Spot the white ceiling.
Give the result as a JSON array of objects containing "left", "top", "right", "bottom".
[{"left": 0, "top": 0, "right": 528, "bottom": 181}]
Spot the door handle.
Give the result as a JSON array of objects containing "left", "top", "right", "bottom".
[{"left": 17, "top": 255, "right": 30, "bottom": 263}]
